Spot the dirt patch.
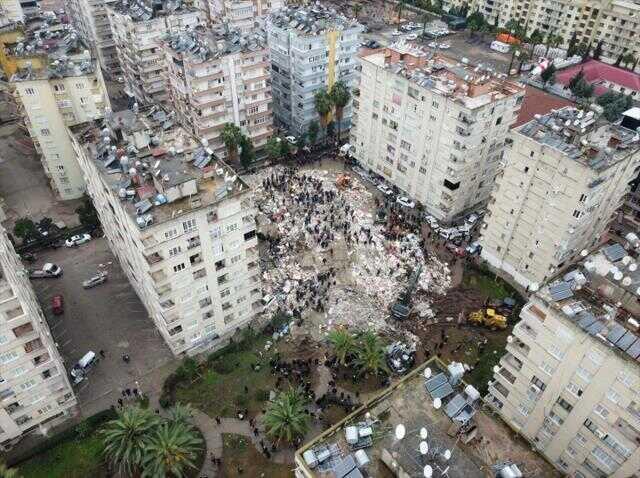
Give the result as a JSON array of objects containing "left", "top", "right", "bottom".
[{"left": 220, "top": 434, "right": 292, "bottom": 478}]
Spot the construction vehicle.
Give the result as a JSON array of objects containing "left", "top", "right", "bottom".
[
  {"left": 468, "top": 308, "right": 507, "bottom": 330},
  {"left": 391, "top": 265, "right": 422, "bottom": 320}
]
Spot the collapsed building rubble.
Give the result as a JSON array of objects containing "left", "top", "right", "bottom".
[{"left": 247, "top": 166, "right": 452, "bottom": 337}]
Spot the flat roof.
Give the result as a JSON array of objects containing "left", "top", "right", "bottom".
[
  {"left": 296, "top": 358, "right": 558, "bottom": 478},
  {"left": 108, "top": 0, "right": 197, "bottom": 22},
  {"left": 267, "top": 4, "right": 362, "bottom": 35},
  {"left": 69, "top": 106, "right": 250, "bottom": 228},
  {"left": 162, "top": 25, "right": 266, "bottom": 61},
  {"left": 512, "top": 85, "right": 574, "bottom": 129}
]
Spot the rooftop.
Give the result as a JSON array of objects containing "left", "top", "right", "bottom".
[
  {"left": 512, "top": 85, "right": 574, "bottom": 129},
  {"left": 361, "top": 44, "right": 524, "bottom": 110},
  {"left": 69, "top": 106, "right": 250, "bottom": 228},
  {"left": 109, "top": 0, "right": 196, "bottom": 22},
  {"left": 267, "top": 2, "right": 361, "bottom": 35},
  {"left": 162, "top": 25, "right": 266, "bottom": 61},
  {"left": 296, "top": 359, "right": 557, "bottom": 478},
  {"left": 555, "top": 59, "right": 640, "bottom": 96},
  {"left": 536, "top": 240, "right": 640, "bottom": 366},
  {"left": 516, "top": 106, "right": 640, "bottom": 171}
]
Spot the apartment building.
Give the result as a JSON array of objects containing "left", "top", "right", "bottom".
[
  {"left": 161, "top": 26, "right": 273, "bottom": 160},
  {"left": 481, "top": 107, "right": 640, "bottom": 289},
  {"left": 352, "top": 44, "right": 524, "bottom": 222},
  {"left": 207, "top": 0, "right": 283, "bottom": 33},
  {"left": 70, "top": 107, "right": 262, "bottom": 356},
  {"left": 66, "top": 0, "right": 121, "bottom": 78},
  {"left": 266, "top": 5, "right": 362, "bottom": 137},
  {"left": 107, "top": 0, "right": 202, "bottom": 105},
  {"left": 474, "top": 0, "right": 640, "bottom": 65},
  {"left": 0, "top": 0, "right": 24, "bottom": 26},
  {"left": 486, "top": 242, "right": 640, "bottom": 477},
  {"left": 7, "top": 24, "right": 111, "bottom": 200},
  {"left": 0, "top": 225, "right": 77, "bottom": 451}
]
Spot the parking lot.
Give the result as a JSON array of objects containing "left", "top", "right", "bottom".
[{"left": 30, "top": 237, "right": 173, "bottom": 415}]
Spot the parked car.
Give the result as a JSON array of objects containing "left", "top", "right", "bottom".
[
  {"left": 466, "top": 213, "right": 479, "bottom": 225},
  {"left": 439, "top": 228, "right": 462, "bottom": 241},
  {"left": 29, "top": 263, "right": 63, "bottom": 278},
  {"left": 377, "top": 183, "right": 394, "bottom": 196},
  {"left": 396, "top": 196, "right": 416, "bottom": 208},
  {"left": 428, "top": 42, "right": 438, "bottom": 48},
  {"left": 70, "top": 351, "right": 97, "bottom": 384},
  {"left": 439, "top": 43, "right": 451, "bottom": 49},
  {"left": 52, "top": 295, "right": 64, "bottom": 315},
  {"left": 391, "top": 30, "right": 401, "bottom": 36},
  {"left": 65, "top": 233, "right": 91, "bottom": 247},
  {"left": 83, "top": 271, "right": 108, "bottom": 289},
  {"left": 465, "top": 241, "right": 482, "bottom": 255},
  {"left": 284, "top": 135, "right": 297, "bottom": 145},
  {"left": 406, "top": 34, "right": 418, "bottom": 41},
  {"left": 116, "top": 76, "right": 124, "bottom": 83}
]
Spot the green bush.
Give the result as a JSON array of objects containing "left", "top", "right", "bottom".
[
  {"left": 234, "top": 393, "right": 249, "bottom": 408},
  {"left": 159, "top": 372, "right": 179, "bottom": 409},
  {"left": 254, "top": 389, "right": 270, "bottom": 403},
  {"left": 213, "top": 359, "right": 235, "bottom": 375}
]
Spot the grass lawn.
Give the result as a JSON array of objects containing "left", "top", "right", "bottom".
[
  {"left": 462, "top": 268, "right": 514, "bottom": 301},
  {"left": 466, "top": 330, "right": 510, "bottom": 395},
  {"left": 175, "top": 335, "right": 281, "bottom": 418},
  {"left": 220, "top": 434, "right": 292, "bottom": 478},
  {"left": 19, "top": 435, "right": 107, "bottom": 478}
]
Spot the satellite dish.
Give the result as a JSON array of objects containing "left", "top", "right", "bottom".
[
  {"left": 623, "top": 256, "right": 632, "bottom": 265},
  {"left": 492, "top": 365, "right": 500, "bottom": 373},
  {"left": 529, "top": 282, "right": 539, "bottom": 292},
  {"left": 365, "top": 412, "right": 371, "bottom": 420},
  {"left": 424, "top": 367, "right": 432, "bottom": 379},
  {"left": 630, "top": 263, "right": 638, "bottom": 272},
  {"left": 423, "top": 465, "right": 433, "bottom": 478},
  {"left": 419, "top": 441, "right": 429, "bottom": 455},
  {"left": 580, "top": 249, "right": 589, "bottom": 257},
  {"left": 443, "top": 449, "right": 452, "bottom": 460},
  {"left": 623, "top": 277, "right": 632, "bottom": 287},
  {"left": 614, "top": 272, "right": 623, "bottom": 281},
  {"left": 433, "top": 398, "right": 442, "bottom": 409},
  {"left": 506, "top": 335, "right": 514, "bottom": 343},
  {"left": 420, "top": 427, "right": 428, "bottom": 439},
  {"left": 395, "top": 424, "right": 406, "bottom": 440}
]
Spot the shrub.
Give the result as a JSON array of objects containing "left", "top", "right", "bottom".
[
  {"left": 254, "top": 389, "right": 270, "bottom": 403},
  {"left": 212, "top": 359, "right": 235, "bottom": 375},
  {"left": 234, "top": 393, "right": 249, "bottom": 408}
]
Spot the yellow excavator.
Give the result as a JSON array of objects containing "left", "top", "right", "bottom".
[{"left": 468, "top": 308, "right": 507, "bottom": 330}]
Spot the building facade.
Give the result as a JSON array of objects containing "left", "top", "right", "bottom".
[
  {"left": 162, "top": 27, "right": 274, "bottom": 159},
  {"left": 0, "top": 0, "right": 24, "bottom": 26},
  {"left": 266, "top": 5, "right": 362, "bottom": 137},
  {"left": 207, "top": 0, "right": 283, "bottom": 33},
  {"left": 352, "top": 45, "right": 524, "bottom": 222},
  {"left": 480, "top": 107, "right": 640, "bottom": 289},
  {"left": 486, "top": 243, "right": 640, "bottom": 477},
  {"left": 0, "top": 225, "right": 77, "bottom": 450},
  {"left": 66, "top": 0, "right": 121, "bottom": 79},
  {"left": 107, "top": 0, "right": 202, "bottom": 105},
  {"left": 70, "top": 108, "right": 263, "bottom": 356}
]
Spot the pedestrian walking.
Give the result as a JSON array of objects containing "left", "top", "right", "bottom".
[{"left": 99, "top": 350, "right": 106, "bottom": 358}]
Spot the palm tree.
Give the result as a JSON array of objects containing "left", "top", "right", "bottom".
[
  {"left": 328, "top": 329, "right": 355, "bottom": 366},
  {"left": 264, "top": 388, "right": 310, "bottom": 444},
  {"left": 142, "top": 422, "right": 203, "bottom": 478},
  {"left": 314, "top": 89, "right": 332, "bottom": 144},
  {"left": 0, "top": 461, "right": 19, "bottom": 478},
  {"left": 221, "top": 123, "right": 243, "bottom": 163},
  {"left": 329, "top": 81, "right": 351, "bottom": 144},
  {"left": 101, "top": 406, "right": 159, "bottom": 476},
  {"left": 351, "top": 3, "right": 362, "bottom": 19},
  {"left": 166, "top": 403, "right": 194, "bottom": 426},
  {"left": 544, "top": 33, "right": 562, "bottom": 57},
  {"left": 622, "top": 52, "right": 636, "bottom": 69},
  {"left": 354, "top": 330, "right": 388, "bottom": 377}
]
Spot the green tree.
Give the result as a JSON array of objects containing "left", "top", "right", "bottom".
[
  {"left": 568, "top": 70, "right": 594, "bottom": 99},
  {"left": 166, "top": 403, "right": 195, "bottom": 426},
  {"left": 13, "top": 217, "right": 38, "bottom": 242},
  {"left": 528, "top": 29, "right": 544, "bottom": 46},
  {"left": 467, "top": 11, "right": 484, "bottom": 38},
  {"left": 101, "top": 407, "right": 160, "bottom": 476},
  {"left": 540, "top": 63, "right": 557, "bottom": 89},
  {"left": 76, "top": 196, "right": 100, "bottom": 230},
  {"left": 351, "top": 3, "right": 362, "bottom": 19},
  {"left": 265, "top": 136, "right": 283, "bottom": 161},
  {"left": 544, "top": 33, "right": 563, "bottom": 57},
  {"left": 0, "top": 461, "right": 19, "bottom": 478},
  {"left": 141, "top": 422, "right": 203, "bottom": 478},
  {"left": 592, "top": 40, "right": 604, "bottom": 60},
  {"left": 328, "top": 329, "right": 355, "bottom": 366},
  {"left": 307, "top": 121, "right": 319, "bottom": 146},
  {"left": 622, "top": 52, "right": 636, "bottom": 69},
  {"left": 598, "top": 92, "right": 633, "bottom": 121},
  {"left": 354, "top": 331, "right": 388, "bottom": 376},
  {"left": 566, "top": 31, "right": 578, "bottom": 57},
  {"left": 329, "top": 80, "right": 351, "bottom": 143},
  {"left": 221, "top": 123, "right": 243, "bottom": 163},
  {"left": 314, "top": 89, "right": 333, "bottom": 144},
  {"left": 264, "top": 388, "right": 310, "bottom": 444},
  {"left": 239, "top": 135, "right": 254, "bottom": 170}
]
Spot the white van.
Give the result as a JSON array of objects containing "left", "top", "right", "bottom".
[{"left": 70, "top": 351, "right": 97, "bottom": 384}]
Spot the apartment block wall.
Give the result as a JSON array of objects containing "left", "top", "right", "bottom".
[
  {"left": 486, "top": 298, "right": 640, "bottom": 477},
  {"left": 207, "top": 0, "right": 283, "bottom": 33},
  {"left": 480, "top": 130, "right": 639, "bottom": 289},
  {"left": 0, "top": 0, "right": 24, "bottom": 25},
  {"left": 0, "top": 226, "right": 76, "bottom": 450},
  {"left": 12, "top": 69, "right": 110, "bottom": 200}
]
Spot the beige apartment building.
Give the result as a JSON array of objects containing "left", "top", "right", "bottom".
[
  {"left": 351, "top": 44, "right": 524, "bottom": 222},
  {"left": 107, "top": 0, "right": 202, "bottom": 105},
  {"left": 480, "top": 107, "right": 640, "bottom": 289},
  {"left": 0, "top": 0, "right": 24, "bottom": 25},
  {"left": 161, "top": 27, "right": 274, "bottom": 160},
  {"left": 486, "top": 242, "right": 640, "bottom": 478},
  {"left": 70, "top": 107, "right": 263, "bottom": 356},
  {"left": 66, "top": 0, "right": 121, "bottom": 79},
  {"left": 469, "top": 0, "right": 640, "bottom": 65},
  {"left": 0, "top": 225, "right": 77, "bottom": 451},
  {"left": 207, "top": 0, "right": 283, "bottom": 33},
  {"left": 7, "top": 25, "right": 111, "bottom": 200}
]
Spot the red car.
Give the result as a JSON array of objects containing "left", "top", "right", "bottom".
[{"left": 52, "top": 295, "right": 64, "bottom": 315}]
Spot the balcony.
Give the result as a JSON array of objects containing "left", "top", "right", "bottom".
[
  {"left": 12, "top": 322, "right": 34, "bottom": 338},
  {"left": 151, "top": 270, "right": 168, "bottom": 284},
  {"left": 160, "top": 299, "right": 175, "bottom": 310},
  {"left": 207, "top": 211, "right": 219, "bottom": 223},
  {"left": 189, "top": 254, "right": 202, "bottom": 266},
  {"left": 506, "top": 337, "right": 530, "bottom": 360},
  {"left": 145, "top": 252, "right": 164, "bottom": 265},
  {"left": 187, "top": 237, "right": 201, "bottom": 250},
  {"left": 156, "top": 284, "right": 172, "bottom": 297},
  {"left": 497, "top": 366, "right": 517, "bottom": 384},
  {"left": 501, "top": 352, "right": 523, "bottom": 372},
  {"left": 247, "top": 261, "right": 258, "bottom": 271},
  {"left": 23, "top": 338, "right": 43, "bottom": 354},
  {"left": 168, "top": 325, "right": 183, "bottom": 337}
]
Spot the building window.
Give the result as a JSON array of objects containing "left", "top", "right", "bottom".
[
  {"left": 0, "top": 350, "right": 19, "bottom": 364},
  {"left": 168, "top": 246, "right": 181, "bottom": 257},
  {"left": 606, "top": 389, "right": 621, "bottom": 404},
  {"left": 557, "top": 397, "right": 574, "bottom": 413},
  {"left": 24, "top": 87, "right": 37, "bottom": 96},
  {"left": 40, "top": 128, "right": 51, "bottom": 136},
  {"left": 173, "top": 263, "right": 186, "bottom": 272},
  {"left": 164, "top": 229, "right": 177, "bottom": 239},
  {"left": 53, "top": 84, "right": 65, "bottom": 92},
  {"left": 566, "top": 382, "right": 583, "bottom": 397},
  {"left": 594, "top": 404, "right": 609, "bottom": 419},
  {"left": 183, "top": 219, "right": 197, "bottom": 232}
]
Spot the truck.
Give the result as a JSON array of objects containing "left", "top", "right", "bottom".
[
  {"left": 468, "top": 308, "right": 507, "bottom": 330},
  {"left": 391, "top": 265, "right": 423, "bottom": 320},
  {"left": 29, "top": 263, "right": 63, "bottom": 278}
]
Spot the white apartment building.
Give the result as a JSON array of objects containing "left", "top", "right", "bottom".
[
  {"left": 8, "top": 27, "right": 111, "bottom": 200},
  {"left": 267, "top": 5, "right": 362, "bottom": 137},
  {"left": 473, "top": 0, "right": 640, "bottom": 65},
  {"left": 107, "top": 0, "right": 202, "bottom": 105},
  {"left": 0, "top": 0, "right": 24, "bottom": 26},
  {"left": 161, "top": 27, "right": 274, "bottom": 159},
  {"left": 486, "top": 242, "right": 640, "bottom": 478},
  {"left": 481, "top": 107, "right": 640, "bottom": 289},
  {"left": 70, "top": 107, "right": 263, "bottom": 356},
  {"left": 207, "top": 0, "right": 283, "bottom": 33},
  {"left": 0, "top": 225, "right": 77, "bottom": 451},
  {"left": 66, "top": 0, "right": 121, "bottom": 79},
  {"left": 352, "top": 44, "right": 524, "bottom": 222}
]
